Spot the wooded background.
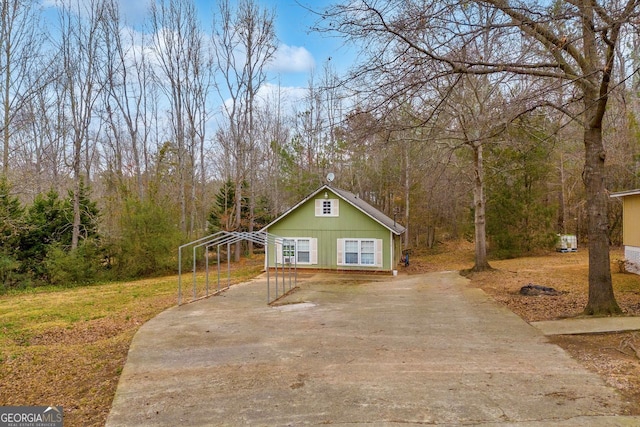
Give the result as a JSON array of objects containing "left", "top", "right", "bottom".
[{"left": 0, "top": 0, "right": 638, "bottom": 291}]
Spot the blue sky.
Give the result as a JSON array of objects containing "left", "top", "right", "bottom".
[
  {"left": 41, "top": 0, "right": 351, "bottom": 86},
  {"left": 40, "top": 0, "right": 353, "bottom": 111},
  {"left": 199, "top": 0, "right": 352, "bottom": 88},
  {"left": 193, "top": 0, "right": 354, "bottom": 110}
]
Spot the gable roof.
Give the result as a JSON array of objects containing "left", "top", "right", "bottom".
[{"left": 261, "top": 184, "right": 406, "bottom": 235}]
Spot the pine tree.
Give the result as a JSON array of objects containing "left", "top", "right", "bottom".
[{"left": 0, "top": 179, "right": 25, "bottom": 288}]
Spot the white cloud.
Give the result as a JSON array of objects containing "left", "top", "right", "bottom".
[
  {"left": 117, "top": 0, "right": 152, "bottom": 24},
  {"left": 269, "top": 44, "right": 315, "bottom": 73},
  {"left": 217, "top": 82, "right": 308, "bottom": 118},
  {"left": 257, "top": 83, "right": 308, "bottom": 107},
  {"left": 41, "top": 0, "right": 151, "bottom": 24}
]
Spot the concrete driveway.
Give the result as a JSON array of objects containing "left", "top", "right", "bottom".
[{"left": 106, "top": 272, "right": 638, "bottom": 426}]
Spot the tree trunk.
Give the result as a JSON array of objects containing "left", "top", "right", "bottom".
[
  {"left": 71, "top": 140, "right": 81, "bottom": 250},
  {"left": 472, "top": 142, "right": 491, "bottom": 271},
  {"left": 248, "top": 171, "right": 254, "bottom": 256},
  {"left": 558, "top": 153, "right": 567, "bottom": 234},
  {"left": 426, "top": 225, "right": 436, "bottom": 249},
  {"left": 179, "top": 151, "right": 186, "bottom": 233},
  {"left": 234, "top": 179, "right": 242, "bottom": 262},
  {"left": 580, "top": 1, "right": 621, "bottom": 315},
  {"left": 2, "top": 34, "right": 9, "bottom": 178},
  {"left": 583, "top": 121, "right": 621, "bottom": 315},
  {"left": 404, "top": 143, "right": 410, "bottom": 250}
]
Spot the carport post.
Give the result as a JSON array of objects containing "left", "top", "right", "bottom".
[
  {"left": 217, "top": 245, "right": 221, "bottom": 292},
  {"left": 286, "top": 244, "right": 290, "bottom": 293},
  {"left": 205, "top": 246, "right": 209, "bottom": 296},
  {"left": 192, "top": 246, "right": 197, "bottom": 300},
  {"left": 266, "top": 238, "right": 270, "bottom": 303},
  {"left": 292, "top": 242, "right": 297, "bottom": 292},
  {"left": 227, "top": 242, "right": 231, "bottom": 289},
  {"left": 178, "top": 249, "right": 182, "bottom": 305},
  {"left": 289, "top": 241, "right": 296, "bottom": 292}
]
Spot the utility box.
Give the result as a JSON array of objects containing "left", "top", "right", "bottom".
[{"left": 556, "top": 234, "right": 577, "bottom": 252}]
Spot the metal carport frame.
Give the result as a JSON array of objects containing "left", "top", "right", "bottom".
[{"left": 177, "top": 231, "right": 297, "bottom": 305}]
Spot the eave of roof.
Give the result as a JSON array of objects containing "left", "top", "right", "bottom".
[
  {"left": 260, "top": 184, "right": 406, "bottom": 235},
  {"left": 610, "top": 189, "right": 640, "bottom": 198}
]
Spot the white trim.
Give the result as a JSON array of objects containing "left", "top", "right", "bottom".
[
  {"left": 310, "top": 238, "right": 318, "bottom": 264},
  {"left": 611, "top": 189, "right": 640, "bottom": 198}
]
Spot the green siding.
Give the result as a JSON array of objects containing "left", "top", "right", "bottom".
[{"left": 265, "top": 190, "right": 397, "bottom": 271}]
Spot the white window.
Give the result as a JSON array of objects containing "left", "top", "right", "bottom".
[
  {"left": 345, "top": 240, "right": 359, "bottom": 264},
  {"left": 360, "top": 240, "right": 375, "bottom": 265},
  {"left": 282, "top": 239, "right": 296, "bottom": 263},
  {"left": 277, "top": 238, "right": 317, "bottom": 265},
  {"left": 337, "top": 238, "right": 383, "bottom": 267},
  {"left": 297, "top": 239, "right": 311, "bottom": 263},
  {"left": 315, "top": 199, "right": 339, "bottom": 217}
]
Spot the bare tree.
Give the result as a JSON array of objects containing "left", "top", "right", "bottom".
[
  {"left": 102, "top": 0, "right": 154, "bottom": 201},
  {"left": 183, "top": 22, "right": 213, "bottom": 236},
  {"left": 254, "top": 84, "right": 290, "bottom": 216},
  {"left": 57, "top": 0, "right": 108, "bottom": 250},
  {"left": 212, "top": 0, "right": 276, "bottom": 260},
  {"left": 17, "top": 82, "right": 62, "bottom": 198},
  {"left": 151, "top": 0, "right": 210, "bottom": 237},
  {"left": 0, "top": 0, "right": 47, "bottom": 177},
  {"left": 290, "top": 71, "right": 327, "bottom": 190},
  {"left": 439, "top": 73, "right": 522, "bottom": 271},
  {"left": 276, "top": 63, "right": 347, "bottom": 200},
  {"left": 321, "top": 0, "right": 640, "bottom": 314}
]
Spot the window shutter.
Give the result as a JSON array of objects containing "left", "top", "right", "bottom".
[
  {"left": 276, "top": 242, "right": 283, "bottom": 264},
  {"left": 375, "top": 239, "right": 383, "bottom": 267},
  {"left": 337, "top": 238, "right": 344, "bottom": 265},
  {"left": 310, "top": 238, "right": 318, "bottom": 264},
  {"left": 332, "top": 199, "right": 339, "bottom": 216},
  {"left": 315, "top": 199, "right": 322, "bottom": 216}
]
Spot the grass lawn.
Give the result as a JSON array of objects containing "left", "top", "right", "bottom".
[{"left": 0, "top": 257, "right": 264, "bottom": 427}]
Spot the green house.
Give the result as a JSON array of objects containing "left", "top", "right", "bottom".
[{"left": 261, "top": 185, "right": 406, "bottom": 273}]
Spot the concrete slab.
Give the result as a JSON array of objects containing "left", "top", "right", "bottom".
[
  {"left": 106, "top": 272, "right": 639, "bottom": 426},
  {"left": 531, "top": 316, "right": 640, "bottom": 336}
]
